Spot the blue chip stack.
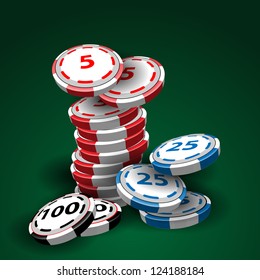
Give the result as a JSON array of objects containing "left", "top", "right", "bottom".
[{"left": 116, "top": 133, "right": 221, "bottom": 229}]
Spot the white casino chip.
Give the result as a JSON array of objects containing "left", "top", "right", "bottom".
[
  {"left": 29, "top": 193, "right": 95, "bottom": 245},
  {"left": 100, "top": 56, "right": 165, "bottom": 109},
  {"left": 116, "top": 164, "right": 186, "bottom": 213},
  {"left": 52, "top": 44, "right": 123, "bottom": 97},
  {"left": 150, "top": 134, "right": 221, "bottom": 176}
]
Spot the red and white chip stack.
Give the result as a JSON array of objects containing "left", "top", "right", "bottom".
[
  {"left": 68, "top": 97, "right": 148, "bottom": 206},
  {"left": 52, "top": 44, "right": 164, "bottom": 206}
]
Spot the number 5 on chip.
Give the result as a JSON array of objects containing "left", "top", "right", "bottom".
[
  {"left": 100, "top": 56, "right": 165, "bottom": 109},
  {"left": 52, "top": 44, "right": 123, "bottom": 97}
]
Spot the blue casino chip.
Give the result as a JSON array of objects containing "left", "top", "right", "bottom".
[
  {"left": 149, "top": 133, "right": 220, "bottom": 176},
  {"left": 116, "top": 164, "right": 187, "bottom": 213},
  {"left": 139, "top": 191, "right": 211, "bottom": 229}
]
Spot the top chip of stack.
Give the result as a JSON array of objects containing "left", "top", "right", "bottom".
[{"left": 52, "top": 44, "right": 124, "bottom": 97}]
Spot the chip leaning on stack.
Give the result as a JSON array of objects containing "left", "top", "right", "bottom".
[{"left": 29, "top": 43, "right": 166, "bottom": 245}]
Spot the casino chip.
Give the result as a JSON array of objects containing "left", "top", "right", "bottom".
[
  {"left": 69, "top": 97, "right": 139, "bottom": 130},
  {"left": 150, "top": 134, "right": 221, "bottom": 176},
  {"left": 77, "top": 107, "right": 147, "bottom": 142},
  {"left": 74, "top": 128, "right": 145, "bottom": 153},
  {"left": 81, "top": 199, "right": 121, "bottom": 237},
  {"left": 29, "top": 193, "right": 95, "bottom": 245},
  {"left": 116, "top": 164, "right": 186, "bottom": 213},
  {"left": 79, "top": 131, "right": 149, "bottom": 164},
  {"left": 75, "top": 184, "right": 119, "bottom": 198},
  {"left": 139, "top": 191, "right": 211, "bottom": 229},
  {"left": 72, "top": 149, "right": 142, "bottom": 175},
  {"left": 100, "top": 56, "right": 165, "bottom": 109},
  {"left": 70, "top": 164, "right": 116, "bottom": 186},
  {"left": 52, "top": 44, "right": 123, "bottom": 97}
]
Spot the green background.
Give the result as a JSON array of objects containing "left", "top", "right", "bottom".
[{"left": 1, "top": 1, "right": 259, "bottom": 260}]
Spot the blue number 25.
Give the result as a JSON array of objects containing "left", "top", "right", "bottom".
[
  {"left": 166, "top": 140, "right": 198, "bottom": 152},
  {"left": 137, "top": 173, "right": 168, "bottom": 186}
]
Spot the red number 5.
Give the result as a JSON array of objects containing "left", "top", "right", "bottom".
[
  {"left": 81, "top": 55, "right": 94, "bottom": 69},
  {"left": 120, "top": 67, "right": 135, "bottom": 80}
]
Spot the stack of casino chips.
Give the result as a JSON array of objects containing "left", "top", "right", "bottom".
[
  {"left": 51, "top": 44, "right": 165, "bottom": 207},
  {"left": 29, "top": 44, "right": 167, "bottom": 245},
  {"left": 69, "top": 97, "right": 148, "bottom": 206},
  {"left": 28, "top": 44, "right": 222, "bottom": 246}
]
